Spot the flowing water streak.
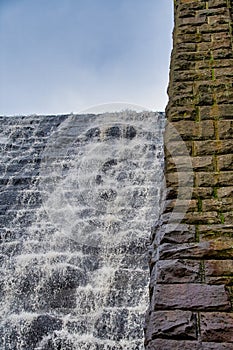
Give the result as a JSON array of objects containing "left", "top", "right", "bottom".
[{"left": 0, "top": 111, "right": 165, "bottom": 349}]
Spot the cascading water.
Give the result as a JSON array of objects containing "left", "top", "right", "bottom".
[{"left": 0, "top": 111, "right": 165, "bottom": 350}]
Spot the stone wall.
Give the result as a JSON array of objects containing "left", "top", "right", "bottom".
[{"left": 145, "top": 0, "right": 233, "bottom": 349}]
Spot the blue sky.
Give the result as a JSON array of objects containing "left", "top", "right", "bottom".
[{"left": 0, "top": 0, "right": 173, "bottom": 115}]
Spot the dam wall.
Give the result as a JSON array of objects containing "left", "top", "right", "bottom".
[{"left": 145, "top": 0, "right": 233, "bottom": 349}]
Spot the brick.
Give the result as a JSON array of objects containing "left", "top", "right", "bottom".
[
  {"left": 146, "top": 339, "right": 200, "bottom": 350},
  {"left": 199, "top": 8, "right": 229, "bottom": 17},
  {"left": 152, "top": 284, "right": 231, "bottom": 311},
  {"left": 155, "top": 223, "right": 196, "bottom": 244},
  {"left": 215, "top": 67, "right": 233, "bottom": 79},
  {"left": 218, "top": 120, "right": 233, "bottom": 139},
  {"left": 179, "top": 1, "right": 206, "bottom": 10},
  {"left": 223, "top": 211, "right": 233, "bottom": 224},
  {"left": 217, "top": 186, "right": 233, "bottom": 198},
  {"left": 198, "top": 224, "right": 233, "bottom": 239},
  {"left": 159, "top": 238, "right": 233, "bottom": 260},
  {"left": 195, "top": 172, "right": 218, "bottom": 187},
  {"left": 205, "top": 260, "right": 233, "bottom": 278},
  {"left": 199, "top": 23, "right": 230, "bottom": 34},
  {"left": 212, "top": 48, "right": 233, "bottom": 59},
  {"left": 146, "top": 339, "right": 233, "bottom": 350},
  {"left": 194, "top": 140, "right": 233, "bottom": 156},
  {"left": 166, "top": 186, "right": 213, "bottom": 200},
  {"left": 173, "top": 69, "right": 212, "bottom": 82},
  {"left": 217, "top": 154, "right": 233, "bottom": 170},
  {"left": 202, "top": 198, "right": 233, "bottom": 212},
  {"left": 196, "top": 58, "right": 233, "bottom": 69},
  {"left": 165, "top": 141, "right": 192, "bottom": 156},
  {"left": 145, "top": 310, "right": 197, "bottom": 341},
  {"left": 166, "top": 172, "right": 194, "bottom": 187},
  {"left": 167, "top": 155, "right": 214, "bottom": 172},
  {"left": 184, "top": 211, "right": 222, "bottom": 224},
  {"left": 168, "top": 106, "right": 197, "bottom": 120},
  {"left": 169, "top": 121, "right": 215, "bottom": 140},
  {"left": 218, "top": 104, "right": 233, "bottom": 118},
  {"left": 217, "top": 90, "right": 233, "bottom": 104},
  {"left": 177, "top": 33, "right": 211, "bottom": 43},
  {"left": 218, "top": 171, "right": 233, "bottom": 186},
  {"left": 195, "top": 171, "right": 233, "bottom": 189},
  {"left": 165, "top": 199, "right": 198, "bottom": 212},
  {"left": 155, "top": 259, "right": 201, "bottom": 284},
  {"left": 208, "top": 0, "right": 229, "bottom": 8},
  {"left": 179, "top": 16, "right": 207, "bottom": 26},
  {"left": 208, "top": 14, "right": 230, "bottom": 25},
  {"left": 200, "top": 312, "right": 233, "bottom": 342}
]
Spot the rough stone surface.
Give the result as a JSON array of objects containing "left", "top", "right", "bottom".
[
  {"left": 145, "top": 310, "right": 197, "bottom": 342},
  {"left": 200, "top": 312, "right": 233, "bottom": 342},
  {"left": 152, "top": 284, "right": 231, "bottom": 311},
  {"left": 146, "top": 339, "right": 233, "bottom": 350},
  {"left": 145, "top": 0, "right": 233, "bottom": 347}
]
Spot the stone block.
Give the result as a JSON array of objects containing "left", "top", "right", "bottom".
[
  {"left": 145, "top": 310, "right": 197, "bottom": 342},
  {"left": 218, "top": 171, "right": 233, "bottom": 186},
  {"left": 193, "top": 156, "right": 214, "bottom": 171},
  {"left": 202, "top": 198, "right": 233, "bottom": 212},
  {"left": 208, "top": 0, "right": 229, "bottom": 8},
  {"left": 146, "top": 339, "right": 200, "bottom": 350},
  {"left": 168, "top": 106, "right": 197, "bottom": 120},
  {"left": 195, "top": 171, "right": 233, "bottom": 187},
  {"left": 159, "top": 238, "right": 233, "bottom": 260},
  {"left": 218, "top": 104, "right": 233, "bottom": 118},
  {"left": 154, "top": 259, "right": 201, "bottom": 284},
  {"left": 194, "top": 140, "right": 233, "bottom": 156},
  {"left": 199, "top": 23, "right": 230, "bottom": 34},
  {"left": 218, "top": 120, "right": 233, "bottom": 139},
  {"left": 208, "top": 14, "right": 230, "bottom": 26},
  {"left": 206, "top": 259, "right": 232, "bottom": 281},
  {"left": 154, "top": 223, "right": 196, "bottom": 244},
  {"left": 198, "top": 224, "right": 233, "bottom": 240},
  {"left": 217, "top": 90, "right": 233, "bottom": 105},
  {"left": 173, "top": 69, "right": 212, "bottom": 82},
  {"left": 212, "top": 48, "right": 233, "bottom": 60},
  {"left": 201, "top": 343, "right": 233, "bottom": 350},
  {"left": 152, "top": 284, "right": 231, "bottom": 311},
  {"left": 217, "top": 186, "right": 233, "bottom": 198},
  {"left": 146, "top": 339, "right": 233, "bottom": 350},
  {"left": 200, "top": 312, "right": 233, "bottom": 342},
  {"left": 168, "top": 121, "right": 215, "bottom": 140},
  {"left": 164, "top": 199, "right": 197, "bottom": 213},
  {"left": 217, "top": 154, "right": 233, "bottom": 170},
  {"left": 166, "top": 172, "right": 194, "bottom": 188},
  {"left": 177, "top": 33, "right": 211, "bottom": 44},
  {"left": 167, "top": 155, "right": 214, "bottom": 172},
  {"left": 165, "top": 141, "right": 192, "bottom": 156},
  {"left": 223, "top": 211, "right": 233, "bottom": 225},
  {"left": 179, "top": 15, "right": 207, "bottom": 27},
  {"left": 184, "top": 211, "right": 221, "bottom": 224}
]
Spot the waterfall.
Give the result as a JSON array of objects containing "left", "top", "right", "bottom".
[{"left": 0, "top": 111, "right": 165, "bottom": 350}]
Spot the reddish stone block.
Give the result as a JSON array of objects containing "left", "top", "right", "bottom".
[
  {"left": 145, "top": 310, "right": 197, "bottom": 342},
  {"left": 200, "top": 312, "right": 233, "bottom": 342},
  {"left": 152, "top": 284, "right": 231, "bottom": 311}
]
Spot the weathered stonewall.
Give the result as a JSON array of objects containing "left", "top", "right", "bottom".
[{"left": 145, "top": 0, "right": 233, "bottom": 348}]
